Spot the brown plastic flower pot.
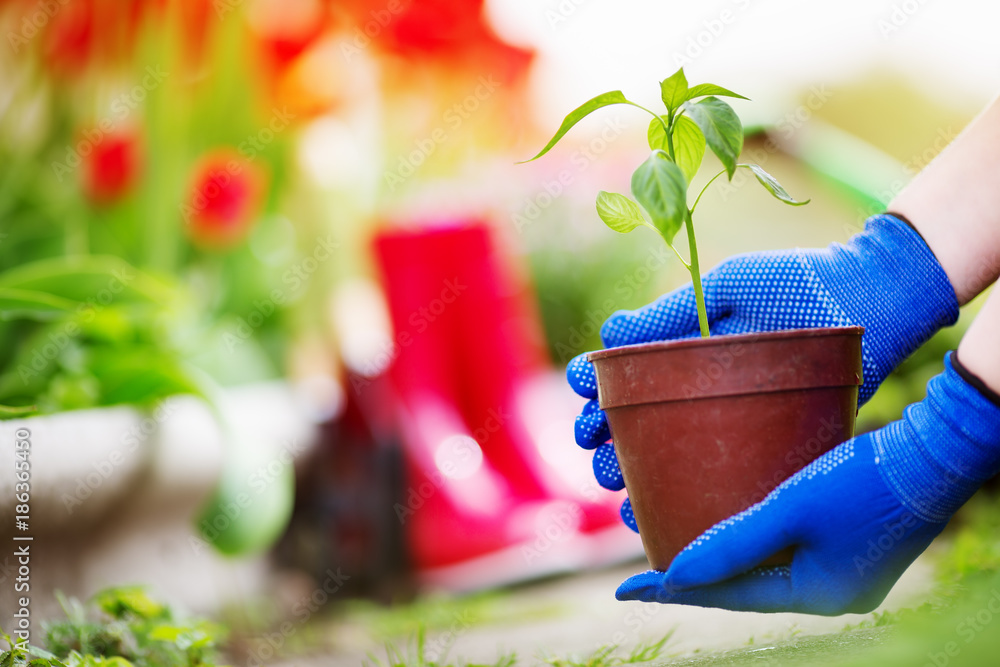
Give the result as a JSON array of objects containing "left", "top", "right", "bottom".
[{"left": 588, "top": 326, "right": 864, "bottom": 571}]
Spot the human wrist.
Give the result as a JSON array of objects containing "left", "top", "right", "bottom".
[
  {"left": 957, "top": 285, "right": 1000, "bottom": 401},
  {"left": 887, "top": 94, "right": 1000, "bottom": 304},
  {"left": 953, "top": 350, "right": 1000, "bottom": 409},
  {"left": 872, "top": 352, "right": 1000, "bottom": 522}
]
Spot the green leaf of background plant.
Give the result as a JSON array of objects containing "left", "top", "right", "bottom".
[
  {"left": 659, "top": 68, "right": 689, "bottom": 112},
  {"left": 0, "top": 256, "right": 175, "bottom": 306},
  {"left": 93, "top": 587, "right": 166, "bottom": 621},
  {"left": 740, "top": 163, "right": 810, "bottom": 206},
  {"left": 683, "top": 96, "right": 743, "bottom": 179},
  {"left": 87, "top": 349, "right": 203, "bottom": 406},
  {"left": 630, "top": 151, "right": 688, "bottom": 244},
  {"left": 595, "top": 191, "right": 652, "bottom": 234},
  {"left": 0, "top": 404, "right": 35, "bottom": 418},
  {"left": 685, "top": 83, "right": 749, "bottom": 102},
  {"left": 520, "top": 91, "right": 634, "bottom": 162},
  {"left": 0, "top": 288, "right": 77, "bottom": 322}
]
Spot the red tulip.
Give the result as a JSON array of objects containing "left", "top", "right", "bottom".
[
  {"left": 82, "top": 131, "right": 141, "bottom": 205},
  {"left": 182, "top": 150, "right": 266, "bottom": 248},
  {"left": 333, "top": 0, "right": 533, "bottom": 81},
  {"left": 42, "top": 0, "right": 94, "bottom": 77},
  {"left": 248, "top": 0, "right": 326, "bottom": 72}
]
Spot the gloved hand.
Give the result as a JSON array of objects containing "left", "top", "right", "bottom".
[
  {"left": 567, "top": 213, "right": 959, "bottom": 529},
  {"left": 615, "top": 352, "right": 1000, "bottom": 614}
]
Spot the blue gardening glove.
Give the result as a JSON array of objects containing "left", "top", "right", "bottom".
[
  {"left": 566, "top": 213, "right": 959, "bottom": 529},
  {"left": 616, "top": 353, "right": 1000, "bottom": 615}
]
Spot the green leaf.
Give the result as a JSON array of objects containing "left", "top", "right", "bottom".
[
  {"left": 671, "top": 116, "right": 706, "bottom": 183},
  {"left": 659, "top": 68, "right": 689, "bottom": 112},
  {"left": 520, "top": 91, "right": 634, "bottom": 162},
  {"left": 0, "top": 256, "right": 176, "bottom": 307},
  {"left": 630, "top": 151, "right": 688, "bottom": 243},
  {"left": 646, "top": 115, "right": 669, "bottom": 151},
  {"left": 646, "top": 116, "right": 704, "bottom": 183},
  {"left": 0, "top": 288, "right": 77, "bottom": 322},
  {"left": 595, "top": 191, "right": 651, "bottom": 234},
  {"left": 683, "top": 96, "right": 743, "bottom": 179},
  {"left": 92, "top": 586, "right": 167, "bottom": 620},
  {"left": 86, "top": 349, "right": 202, "bottom": 406},
  {"left": 740, "top": 164, "right": 810, "bottom": 206},
  {"left": 685, "top": 83, "right": 749, "bottom": 102},
  {"left": 198, "top": 433, "right": 295, "bottom": 556},
  {"left": 0, "top": 404, "right": 36, "bottom": 418}
]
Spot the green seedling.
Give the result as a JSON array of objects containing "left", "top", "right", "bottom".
[{"left": 522, "top": 67, "right": 809, "bottom": 337}]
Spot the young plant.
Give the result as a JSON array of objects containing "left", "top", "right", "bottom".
[{"left": 522, "top": 68, "right": 808, "bottom": 337}]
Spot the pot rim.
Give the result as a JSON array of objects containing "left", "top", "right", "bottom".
[{"left": 586, "top": 325, "right": 864, "bottom": 362}]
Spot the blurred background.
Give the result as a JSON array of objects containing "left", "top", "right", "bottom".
[{"left": 0, "top": 0, "right": 998, "bottom": 665}]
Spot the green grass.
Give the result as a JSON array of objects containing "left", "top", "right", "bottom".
[
  {"left": 339, "top": 591, "right": 563, "bottom": 642},
  {"left": 363, "top": 629, "right": 675, "bottom": 667},
  {"left": 542, "top": 631, "right": 674, "bottom": 667},
  {"left": 661, "top": 628, "right": 892, "bottom": 667}
]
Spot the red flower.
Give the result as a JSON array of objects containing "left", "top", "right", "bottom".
[
  {"left": 380, "top": 0, "right": 484, "bottom": 56},
  {"left": 334, "top": 0, "right": 534, "bottom": 82},
  {"left": 83, "top": 131, "right": 141, "bottom": 205},
  {"left": 183, "top": 150, "right": 266, "bottom": 248},
  {"left": 42, "top": 0, "right": 94, "bottom": 76},
  {"left": 248, "top": 0, "right": 326, "bottom": 72}
]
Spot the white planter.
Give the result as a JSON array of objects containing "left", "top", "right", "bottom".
[{"left": 0, "top": 381, "right": 322, "bottom": 624}]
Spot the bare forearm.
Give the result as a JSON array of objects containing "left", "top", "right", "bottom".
[
  {"left": 890, "top": 97, "right": 1000, "bottom": 305},
  {"left": 957, "top": 286, "right": 1000, "bottom": 396}
]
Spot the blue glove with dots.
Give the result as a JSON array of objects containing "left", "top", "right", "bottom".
[
  {"left": 616, "top": 352, "right": 1000, "bottom": 614},
  {"left": 567, "top": 213, "right": 959, "bottom": 530}
]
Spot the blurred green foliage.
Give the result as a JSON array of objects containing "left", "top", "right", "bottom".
[
  {"left": 0, "top": 7, "right": 304, "bottom": 416},
  {"left": 0, "top": 256, "right": 202, "bottom": 416},
  {"left": 0, "top": 587, "right": 226, "bottom": 667}
]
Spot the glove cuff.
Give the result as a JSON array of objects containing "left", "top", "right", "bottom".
[
  {"left": 952, "top": 350, "right": 1000, "bottom": 408},
  {"left": 874, "top": 352, "right": 1000, "bottom": 522},
  {"left": 803, "top": 214, "right": 960, "bottom": 404}
]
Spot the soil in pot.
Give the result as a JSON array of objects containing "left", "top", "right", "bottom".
[{"left": 588, "top": 326, "right": 864, "bottom": 571}]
